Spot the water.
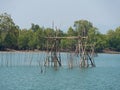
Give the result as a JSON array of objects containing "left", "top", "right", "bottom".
[{"left": 0, "top": 52, "right": 120, "bottom": 90}]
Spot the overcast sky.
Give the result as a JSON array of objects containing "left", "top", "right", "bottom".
[{"left": 0, "top": 0, "right": 120, "bottom": 33}]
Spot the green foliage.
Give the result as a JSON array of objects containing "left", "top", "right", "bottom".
[
  {"left": 74, "top": 20, "right": 93, "bottom": 36},
  {"left": 95, "top": 33, "right": 108, "bottom": 52},
  {"left": 0, "top": 12, "right": 120, "bottom": 52},
  {"left": 0, "top": 13, "right": 15, "bottom": 32},
  {"left": 31, "top": 23, "right": 40, "bottom": 32},
  {"left": 55, "top": 29, "right": 64, "bottom": 37},
  {"left": 61, "top": 39, "right": 77, "bottom": 51},
  {"left": 0, "top": 13, "right": 19, "bottom": 50},
  {"left": 67, "top": 27, "right": 76, "bottom": 36},
  {"left": 34, "top": 27, "right": 45, "bottom": 50},
  {"left": 107, "top": 27, "right": 120, "bottom": 51},
  {"left": 18, "top": 30, "right": 29, "bottom": 49},
  {"left": 44, "top": 28, "right": 55, "bottom": 37}
]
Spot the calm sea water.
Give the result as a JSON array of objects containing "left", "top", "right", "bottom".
[{"left": 0, "top": 52, "right": 120, "bottom": 90}]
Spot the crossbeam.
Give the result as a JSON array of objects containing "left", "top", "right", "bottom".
[{"left": 45, "top": 36, "right": 87, "bottom": 39}]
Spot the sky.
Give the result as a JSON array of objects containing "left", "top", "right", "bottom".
[{"left": 0, "top": 0, "right": 120, "bottom": 34}]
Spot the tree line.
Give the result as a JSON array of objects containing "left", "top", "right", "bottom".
[{"left": 0, "top": 13, "right": 120, "bottom": 52}]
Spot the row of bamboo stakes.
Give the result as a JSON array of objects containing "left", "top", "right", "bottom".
[
  {"left": 0, "top": 52, "right": 45, "bottom": 67},
  {"left": 0, "top": 52, "right": 80, "bottom": 68}
]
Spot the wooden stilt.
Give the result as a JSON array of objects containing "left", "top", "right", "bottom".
[{"left": 45, "top": 28, "right": 96, "bottom": 68}]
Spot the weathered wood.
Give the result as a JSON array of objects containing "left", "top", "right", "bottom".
[
  {"left": 45, "top": 37, "right": 62, "bottom": 68},
  {"left": 45, "top": 31, "right": 96, "bottom": 68}
]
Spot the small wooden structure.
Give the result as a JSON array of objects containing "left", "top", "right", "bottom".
[
  {"left": 77, "top": 36, "right": 95, "bottom": 67},
  {"left": 44, "top": 28, "right": 96, "bottom": 68}
]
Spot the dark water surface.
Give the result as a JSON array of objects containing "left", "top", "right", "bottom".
[{"left": 0, "top": 53, "right": 120, "bottom": 90}]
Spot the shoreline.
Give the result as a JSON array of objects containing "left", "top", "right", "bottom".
[
  {"left": 0, "top": 49, "right": 120, "bottom": 54},
  {"left": 102, "top": 50, "right": 120, "bottom": 54}
]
